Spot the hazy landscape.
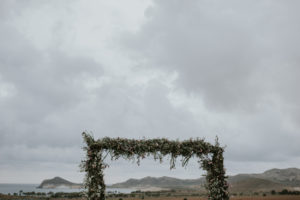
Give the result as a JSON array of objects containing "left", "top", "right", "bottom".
[
  {"left": 2, "top": 0, "right": 300, "bottom": 200},
  {"left": 1, "top": 168, "right": 300, "bottom": 199}
]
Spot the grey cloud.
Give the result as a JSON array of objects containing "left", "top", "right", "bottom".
[
  {"left": 0, "top": 21, "right": 103, "bottom": 150},
  {"left": 0, "top": 145, "right": 82, "bottom": 164},
  {"left": 0, "top": 12, "right": 205, "bottom": 181},
  {"left": 121, "top": 0, "right": 300, "bottom": 170},
  {"left": 124, "top": 0, "right": 300, "bottom": 112}
]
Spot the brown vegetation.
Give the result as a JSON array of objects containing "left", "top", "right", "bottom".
[
  {"left": 107, "top": 196, "right": 300, "bottom": 200},
  {"left": 1, "top": 194, "right": 300, "bottom": 200},
  {"left": 231, "top": 196, "right": 300, "bottom": 200}
]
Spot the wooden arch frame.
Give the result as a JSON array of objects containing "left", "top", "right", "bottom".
[{"left": 81, "top": 132, "right": 229, "bottom": 200}]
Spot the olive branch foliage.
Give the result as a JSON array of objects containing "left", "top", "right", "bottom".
[{"left": 81, "top": 132, "right": 229, "bottom": 200}]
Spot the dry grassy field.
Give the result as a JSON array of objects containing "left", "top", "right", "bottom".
[
  {"left": 2, "top": 194, "right": 300, "bottom": 200},
  {"left": 107, "top": 196, "right": 300, "bottom": 200},
  {"left": 231, "top": 196, "right": 300, "bottom": 200},
  {"left": 138, "top": 196, "right": 298, "bottom": 200}
]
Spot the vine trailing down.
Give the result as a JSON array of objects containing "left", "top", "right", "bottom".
[{"left": 81, "top": 132, "right": 229, "bottom": 200}]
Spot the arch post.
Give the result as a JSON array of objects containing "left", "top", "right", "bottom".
[
  {"left": 82, "top": 134, "right": 106, "bottom": 200},
  {"left": 204, "top": 148, "right": 229, "bottom": 200}
]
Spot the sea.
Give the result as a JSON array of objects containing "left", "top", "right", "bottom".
[{"left": 0, "top": 184, "right": 134, "bottom": 195}]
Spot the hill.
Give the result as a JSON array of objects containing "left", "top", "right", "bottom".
[
  {"left": 252, "top": 168, "right": 300, "bottom": 186},
  {"left": 228, "top": 175, "right": 283, "bottom": 193},
  {"left": 110, "top": 168, "right": 300, "bottom": 192},
  {"left": 37, "top": 177, "right": 83, "bottom": 189},
  {"left": 111, "top": 176, "right": 205, "bottom": 189}
]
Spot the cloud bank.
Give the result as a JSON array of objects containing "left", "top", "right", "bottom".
[{"left": 0, "top": 0, "right": 300, "bottom": 183}]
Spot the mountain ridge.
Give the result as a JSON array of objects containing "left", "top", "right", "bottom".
[{"left": 110, "top": 168, "right": 300, "bottom": 192}]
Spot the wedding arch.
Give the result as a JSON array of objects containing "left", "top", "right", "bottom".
[{"left": 81, "top": 132, "right": 229, "bottom": 200}]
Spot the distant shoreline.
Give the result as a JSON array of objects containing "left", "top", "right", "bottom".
[{"left": 0, "top": 184, "right": 134, "bottom": 195}]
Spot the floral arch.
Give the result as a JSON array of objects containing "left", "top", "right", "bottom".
[{"left": 81, "top": 132, "right": 229, "bottom": 200}]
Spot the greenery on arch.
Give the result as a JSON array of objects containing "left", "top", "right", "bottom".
[{"left": 81, "top": 132, "right": 229, "bottom": 200}]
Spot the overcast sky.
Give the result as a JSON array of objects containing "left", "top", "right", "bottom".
[{"left": 1, "top": 0, "right": 300, "bottom": 184}]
